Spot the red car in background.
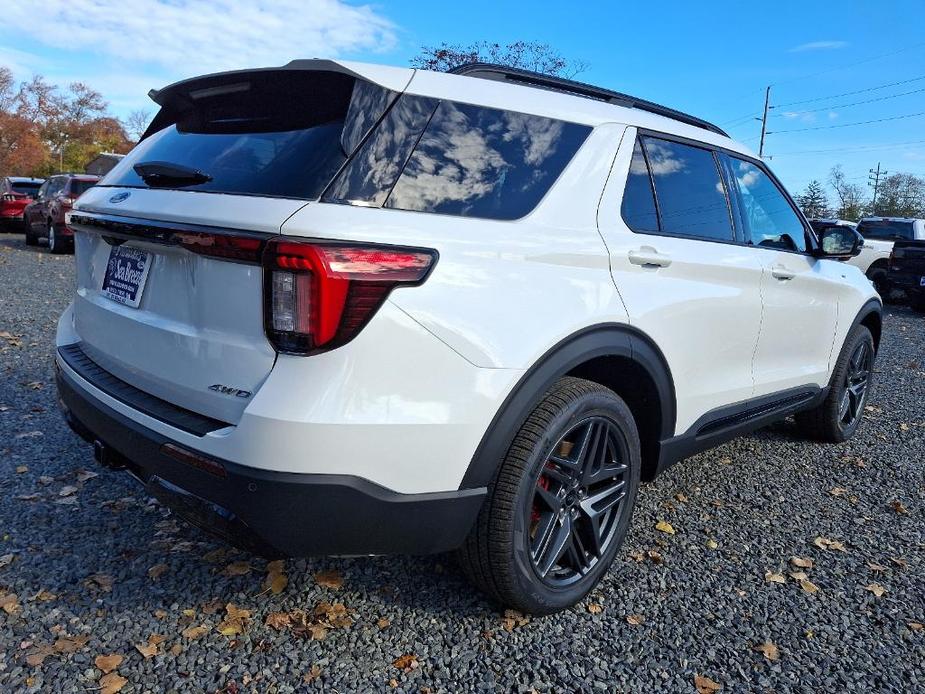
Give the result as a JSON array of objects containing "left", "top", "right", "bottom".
[
  {"left": 0, "top": 177, "right": 45, "bottom": 230},
  {"left": 24, "top": 174, "right": 100, "bottom": 254}
]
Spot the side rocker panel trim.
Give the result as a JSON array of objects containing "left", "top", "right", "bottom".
[{"left": 459, "top": 323, "right": 676, "bottom": 490}]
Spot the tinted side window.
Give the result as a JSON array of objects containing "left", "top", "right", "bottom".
[
  {"left": 730, "top": 158, "right": 807, "bottom": 252},
  {"left": 385, "top": 101, "right": 590, "bottom": 220},
  {"left": 642, "top": 137, "right": 733, "bottom": 241},
  {"left": 857, "top": 219, "right": 914, "bottom": 241},
  {"left": 621, "top": 139, "right": 659, "bottom": 232}
]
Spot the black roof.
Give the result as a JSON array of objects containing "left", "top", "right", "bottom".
[{"left": 449, "top": 63, "right": 728, "bottom": 137}]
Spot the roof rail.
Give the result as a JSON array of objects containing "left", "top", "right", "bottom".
[{"left": 448, "top": 63, "right": 728, "bottom": 137}]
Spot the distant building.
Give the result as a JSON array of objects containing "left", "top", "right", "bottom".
[{"left": 85, "top": 152, "right": 125, "bottom": 177}]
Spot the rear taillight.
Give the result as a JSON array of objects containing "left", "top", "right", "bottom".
[
  {"left": 1, "top": 194, "right": 16, "bottom": 202},
  {"left": 262, "top": 240, "right": 437, "bottom": 355}
]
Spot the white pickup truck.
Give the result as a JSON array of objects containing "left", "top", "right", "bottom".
[{"left": 852, "top": 217, "right": 925, "bottom": 295}]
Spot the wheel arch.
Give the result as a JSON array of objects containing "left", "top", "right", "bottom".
[
  {"left": 460, "top": 324, "right": 677, "bottom": 489},
  {"left": 853, "top": 298, "right": 882, "bottom": 352}
]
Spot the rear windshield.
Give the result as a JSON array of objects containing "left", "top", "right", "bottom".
[
  {"left": 11, "top": 182, "right": 41, "bottom": 195},
  {"left": 104, "top": 72, "right": 396, "bottom": 199},
  {"left": 70, "top": 180, "right": 97, "bottom": 197},
  {"left": 857, "top": 219, "right": 915, "bottom": 240}
]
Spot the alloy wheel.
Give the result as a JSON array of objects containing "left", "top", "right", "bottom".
[
  {"left": 527, "top": 416, "right": 629, "bottom": 588},
  {"left": 839, "top": 340, "right": 872, "bottom": 429}
]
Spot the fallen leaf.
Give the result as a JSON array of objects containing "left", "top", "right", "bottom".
[
  {"left": 864, "top": 583, "right": 887, "bottom": 597},
  {"left": 25, "top": 381, "right": 43, "bottom": 390},
  {"left": 134, "top": 641, "right": 158, "bottom": 659},
  {"left": 0, "top": 553, "right": 13, "bottom": 569},
  {"left": 867, "top": 562, "right": 888, "bottom": 572},
  {"left": 790, "top": 557, "right": 813, "bottom": 569},
  {"left": 694, "top": 674, "right": 722, "bottom": 693},
  {"left": 53, "top": 635, "right": 89, "bottom": 653},
  {"left": 753, "top": 641, "right": 780, "bottom": 661},
  {"left": 501, "top": 609, "right": 530, "bottom": 631},
  {"left": 890, "top": 500, "right": 908, "bottom": 514},
  {"left": 764, "top": 571, "right": 786, "bottom": 584},
  {"left": 181, "top": 625, "right": 208, "bottom": 640},
  {"left": 265, "top": 612, "right": 292, "bottom": 630},
  {"left": 303, "top": 664, "right": 322, "bottom": 683},
  {"left": 75, "top": 469, "right": 98, "bottom": 483},
  {"left": 15, "top": 465, "right": 27, "bottom": 474},
  {"left": 908, "top": 622, "right": 923, "bottom": 631},
  {"left": 147, "top": 563, "right": 169, "bottom": 580},
  {"left": 33, "top": 589, "right": 56, "bottom": 602},
  {"left": 201, "top": 548, "right": 232, "bottom": 563},
  {"left": 58, "top": 486, "right": 78, "bottom": 497},
  {"left": 94, "top": 654, "right": 123, "bottom": 674},
  {"left": 890, "top": 557, "right": 909, "bottom": 569},
  {"left": 675, "top": 493, "right": 688, "bottom": 503},
  {"left": 789, "top": 571, "right": 808, "bottom": 581},
  {"left": 217, "top": 603, "right": 251, "bottom": 637},
  {"left": 263, "top": 560, "right": 288, "bottom": 595},
  {"left": 800, "top": 579, "right": 819, "bottom": 594},
  {"left": 377, "top": 617, "right": 390, "bottom": 629},
  {"left": 223, "top": 561, "right": 252, "bottom": 577},
  {"left": 829, "top": 487, "right": 849, "bottom": 497},
  {"left": 99, "top": 671, "right": 128, "bottom": 694},
  {"left": 392, "top": 653, "right": 419, "bottom": 672},
  {"left": 587, "top": 603, "right": 603, "bottom": 614},
  {"left": 87, "top": 573, "right": 114, "bottom": 592},
  {"left": 813, "top": 537, "right": 846, "bottom": 552},
  {"left": 25, "top": 646, "right": 53, "bottom": 667},
  {"left": 0, "top": 592, "right": 20, "bottom": 614},
  {"left": 647, "top": 549, "right": 663, "bottom": 564},
  {"left": 314, "top": 569, "right": 344, "bottom": 589},
  {"left": 705, "top": 539, "right": 718, "bottom": 550},
  {"left": 626, "top": 614, "right": 644, "bottom": 625},
  {"left": 655, "top": 520, "right": 675, "bottom": 535}
]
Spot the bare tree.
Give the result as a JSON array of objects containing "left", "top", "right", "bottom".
[
  {"left": 411, "top": 41, "right": 588, "bottom": 78},
  {"left": 123, "top": 109, "right": 152, "bottom": 142},
  {"left": 828, "top": 165, "right": 867, "bottom": 221},
  {"left": 875, "top": 172, "right": 925, "bottom": 218}
]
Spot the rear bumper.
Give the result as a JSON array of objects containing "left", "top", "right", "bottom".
[
  {"left": 56, "top": 359, "right": 485, "bottom": 557},
  {"left": 889, "top": 268, "right": 924, "bottom": 293}
]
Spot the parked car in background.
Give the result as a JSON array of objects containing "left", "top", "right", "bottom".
[
  {"left": 23, "top": 174, "right": 100, "bottom": 253},
  {"left": 0, "top": 177, "right": 44, "bottom": 230},
  {"left": 55, "top": 60, "right": 880, "bottom": 614},
  {"left": 889, "top": 240, "right": 925, "bottom": 311},
  {"left": 852, "top": 217, "right": 925, "bottom": 296}
]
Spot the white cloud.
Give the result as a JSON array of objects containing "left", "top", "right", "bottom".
[
  {"left": 788, "top": 40, "right": 849, "bottom": 53},
  {"left": 2, "top": 0, "right": 397, "bottom": 75}
]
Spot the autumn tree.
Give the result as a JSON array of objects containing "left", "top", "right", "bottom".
[
  {"left": 410, "top": 41, "right": 588, "bottom": 78},
  {"left": 796, "top": 180, "right": 829, "bottom": 219},
  {"left": 123, "top": 109, "right": 152, "bottom": 142},
  {"left": 828, "top": 165, "right": 867, "bottom": 221}
]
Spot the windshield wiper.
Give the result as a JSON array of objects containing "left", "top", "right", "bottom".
[{"left": 133, "top": 161, "right": 212, "bottom": 188}]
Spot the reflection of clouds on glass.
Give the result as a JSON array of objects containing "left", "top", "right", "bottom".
[
  {"left": 340, "top": 81, "right": 395, "bottom": 155},
  {"left": 736, "top": 161, "right": 760, "bottom": 189},
  {"left": 501, "top": 111, "right": 564, "bottom": 167},
  {"left": 325, "top": 95, "right": 437, "bottom": 205},
  {"left": 644, "top": 140, "right": 685, "bottom": 176}
]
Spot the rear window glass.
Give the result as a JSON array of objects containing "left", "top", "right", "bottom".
[
  {"left": 11, "top": 182, "right": 41, "bottom": 195},
  {"left": 70, "top": 180, "right": 97, "bottom": 196},
  {"left": 621, "top": 139, "right": 659, "bottom": 232},
  {"left": 104, "top": 72, "right": 395, "bottom": 199},
  {"left": 325, "top": 95, "right": 591, "bottom": 220},
  {"left": 857, "top": 219, "right": 915, "bottom": 241},
  {"left": 641, "top": 137, "right": 733, "bottom": 241}
]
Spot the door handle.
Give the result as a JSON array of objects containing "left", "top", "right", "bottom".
[
  {"left": 628, "top": 246, "right": 672, "bottom": 268},
  {"left": 771, "top": 264, "right": 796, "bottom": 281}
]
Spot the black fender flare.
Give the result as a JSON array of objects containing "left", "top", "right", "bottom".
[
  {"left": 459, "top": 323, "right": 676, "bottom": 489},
  {"left": 847, "top": 297, "right": 883, "bottom": 351}
]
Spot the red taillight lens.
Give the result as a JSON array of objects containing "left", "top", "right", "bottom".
[
  {"left": 263, "top": 240, "right": 436, "bottom": 355},
  {"left": 174, "top": 232, "right": 264, "bottom": 263}
]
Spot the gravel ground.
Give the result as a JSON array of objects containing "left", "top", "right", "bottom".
[{"left": 0, "top": 233, "right": 922, "bottom": 693}]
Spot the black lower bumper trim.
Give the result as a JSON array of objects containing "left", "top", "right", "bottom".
[{"left": 56, "top": 361, "right": 486, "bottom": 557}]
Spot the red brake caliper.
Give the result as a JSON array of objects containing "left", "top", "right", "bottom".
[{"left": 531, "top": 472, "right": 551, "bottom": 524}]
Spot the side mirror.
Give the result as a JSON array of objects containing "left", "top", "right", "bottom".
[{"left": 815, "top": 226, "right": 862, "bottom": 259}]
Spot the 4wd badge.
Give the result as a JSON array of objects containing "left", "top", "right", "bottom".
[{"left": 209, "top": 384, "right": 252, "bottom": 398}]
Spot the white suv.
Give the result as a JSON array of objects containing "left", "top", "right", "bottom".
[
  {"left": 55, "top": 60, "right": 881, "bottom": 614},
  {"left": 853, "top": 217, "right": 925, "bottom": 295}
]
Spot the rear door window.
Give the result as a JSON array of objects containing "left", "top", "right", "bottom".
[
  {"left": 638, "top": 137, "right": 734, "bottom": 241},
  {"left": 857, "top": 219, "right": 915, "bottom": 241},
  {"left": 11, "top": 181, "right": 41, "bottom": 195},
  {"left": 621, "top": 139, "right": 660, "bottom": 232}
]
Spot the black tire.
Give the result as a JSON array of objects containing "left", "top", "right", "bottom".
[
  {"left": 24, "top": 219, "right": 38, "bottom": 246},
  {"left": 866, "top": 265, "right": 891, "bottom": 301},
  {"left": 457, "top": 377, "right": 641, "bottom": 614},
  {"left": 795, "top": 325, "right": 875, "bottom": 443}
]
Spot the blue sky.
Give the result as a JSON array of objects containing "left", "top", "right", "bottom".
[{"left": 3, "top": 0, "right": 924, "bottom": 200}]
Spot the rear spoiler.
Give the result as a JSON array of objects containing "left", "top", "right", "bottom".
[{"left": 142, "top": 59, "right": 415, "bottom": 141}]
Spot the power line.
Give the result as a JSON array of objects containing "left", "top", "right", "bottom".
[
  {"left": 771, "top": 41, "right": 925, "bottom": 89},
  {"left": 772, "top": 86, "right": 925, "bottom": 116},
  {"left": 774, "top": 74, "right": 925, "bottom": 108},
  {"left": 769, "top": 139, "right": 925, "bottom": 156},
  {"left": 768, "top": 111, "right": 925, "bottom": 134}
]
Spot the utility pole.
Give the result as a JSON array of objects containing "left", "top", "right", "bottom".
[
  {"left": 868, "top": 163, "right": 888, "bottom": 214},
  {"left": 758, "top": 86, "right": 771, "bottom": 158}
]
